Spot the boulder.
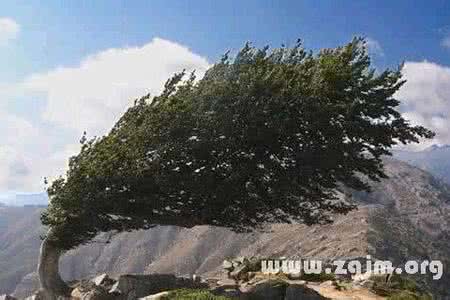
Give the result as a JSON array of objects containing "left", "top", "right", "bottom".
[
  {"left": 229, "top": 264, "right": 249, "bottom": 281},
  {"left": 23, "top": 290, "right": 45, "bottom": 300},
  {"left": 108, "top": 274, "right": 206, "bottom": 300},
  {"left": 247, "top": 272, "right": 256, "bottom": 281},
  {"left": 212, "top": 277, "right": 245, "bottom": 298},
  {"left": 212, "top": 287, "right": 242, "bottom": 298},
  {"left": 216, "top": 278, "right": 237, "bottom": 287},
  {"left": 81, "top": 287, "right": 112, "bottom": 300},
  {"left": 222, "top": 260, "right": 233, "bottom": 270},
  {"left": 242, "top": 279, "right": 288, "bottom": 300},
  {"left": 231, "top": 257, "right": 248, "bottom": 268},
  {"left": 247, "top": 257, "right": 262, "bottom": 272},
  {"left": 71, "top": 288, "right": 84, "bottom": 299},
  {"left": 352, "top": 271, "right": 373, "bottom": 282},
  {"left": 319, "top": 280, "right": 334, "bottom": 287},
  {"left": 284, "top": 284, "right": 329, "bottom": 300},
  {"left": 92, "top": 274, "right": 115, "bottom": 288},
  {"left": 287, "top": 272, "right": 302, "bottom": 280},
  {"left": 71, "top": 283, "right": 112, "bottom": 300},
  {"left": 192, "top": 274, "right": 202, "bottom": 283},
  {"left": 138, "top": 291, "right": 170, "bottom": 300},
  {"left": 232, "top": 257, "right": 247, "bottom": 264}
]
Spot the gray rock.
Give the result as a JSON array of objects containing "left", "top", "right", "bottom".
[
  {"left": 0, "top": 295, "right": 17, "bottom": 300},
  {"left": 23, "top": 290, "right": 45, "bottom": 300},
  {"left": 229, "top": 264, "right": 248, "bottom": 281},
  {"left": 108, "top": 274, "right": 206, "bottom": 300},
  {"left": 71, "top": 281, "right": 112, "bottom": 300},
  {"left": 211, "top": 287, "right": 242, "bottom": 298},
  {"left": 71, "top": 287, "right": 84, "bottom": 299},
  {"left": 222, "top": 260, "right": 233, "bottom": 270},
  {"left": 138, "top": 291, "right": 170, "bottom": 300},
  {"left": 216, "top": 278, "right": 237, "bottom": 287},
  {"left": 192, "top": 274, "right": 201, "bottom": 283},
  {"left": 92, "top": 274, "right": 111, "bottom": 287},
  {"left": 247, "top": 257, "right": 262, "bottom": 272},
  {"left": 233, "top": 257, "right": 247, "bottom": 264},
  {"left": 284, "top": 284, "right": 328, "bottom": 300},
  {"left": 80, "top": 286, "right": 112, "bottom": 300},
  {"left": 231, "top": 257, "right": 250, "bottom": 269},
  {"left": 243, "top": 279, "right": 287, "bottom": 300}
]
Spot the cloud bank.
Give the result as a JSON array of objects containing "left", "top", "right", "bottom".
[
  {"left": 0, "top": 38, "right": 210, "bottom": 193},
  {"left": 397, "top": 61, "right": 450, "bottom": 149},
  {"left": 24, "top": 38, "right": 210, "bottom": 136}
]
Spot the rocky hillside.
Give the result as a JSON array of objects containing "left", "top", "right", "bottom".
[
  {"left": 0, "top": 206, "right": 43, "bottom": 296},
  {"left": 1, "top": 159, "right": 449, "bottom": 298},
  {"left": 394, "top": 144, "right": 450, "bottom": 184}
]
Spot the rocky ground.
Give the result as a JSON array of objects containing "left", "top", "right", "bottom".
[{"left": 1, "top": 256, "right": 432, "bottom": 300}]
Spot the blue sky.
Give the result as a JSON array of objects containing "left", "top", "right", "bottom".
[
  {"left": 0, "top": 1, "right": 450, "bottom": 199},
  {"left": 2, "top": 0, "right": 450, "bottom": 79}
]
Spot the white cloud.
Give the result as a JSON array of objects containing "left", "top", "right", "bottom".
[
  {"left": 0, "top": 18, "right": 20, "bottom": 45},
  {"left": 365, "top": 37, "right": 384, "bottom": 57},
  {"left": 442, "top": 36, "right": 450, "bottom": 50},
  {"left": 396, "top": 61, "right": 450, "bottom": 149},
  {"left": 24, "top": 37, "right": 210, "bottom": 137},
  {"left": 0, "top": 111, "right": 42, "bottom": 191},
  {"left": 0, "top": 38, "right": 209, "bottom": 194}
]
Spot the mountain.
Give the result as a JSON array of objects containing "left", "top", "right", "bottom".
[
  {"left": 0, "top": 206, "right": 44, "bottom": 295},
  {"left": 1, "top": 159, "right": 449, "bottom": 298},
  {"left": 394, "top": 144, "right": 450, "bottom": 184},
  {"left": 0, "top": 193, "right": 48, "bottom": 207}
]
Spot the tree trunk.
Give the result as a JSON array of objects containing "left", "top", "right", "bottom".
[{"left": 37, "top": 228, "right": 71, "bottom": 300}]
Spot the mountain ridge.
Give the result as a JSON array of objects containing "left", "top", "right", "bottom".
[
  {"left": 1, "top": 158, "right": 449, "bottom": 298},
  {"left": 394, "top": 144, "right": 450, "bottom": 184}
]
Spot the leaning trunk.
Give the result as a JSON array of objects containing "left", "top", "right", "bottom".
[{"left": 37, "top": 228, "right": 71, "bottom": 300}]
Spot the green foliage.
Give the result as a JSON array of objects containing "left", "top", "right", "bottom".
[
  {"left": 163, "top": 289, "right": 235, "bottom": 300},
  {"left": 41, "top": 38, "right": 434, "bottom": 250},
  {"left": 333, "top": 279, "right": 352, "bottom": 291},
  {"left": 371, "top": 274, "right": 432, "bottom": 299},
  {"left": 300, "top": 272, "right": 336, "bottom": 282},
  {"left": 388, "top": 291, "right": 432, "bottom": 300}
]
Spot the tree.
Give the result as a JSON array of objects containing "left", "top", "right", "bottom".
[{"left": 38, "top": 38, "right": 434, "bottom": 299}]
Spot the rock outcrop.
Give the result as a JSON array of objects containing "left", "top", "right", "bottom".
[{"left": 24, "top": 261, "right": 429, "bottom": 300}]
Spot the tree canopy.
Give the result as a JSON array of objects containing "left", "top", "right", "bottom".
[{"left": 41, "top": 38, "right": 434, "bottom": 250}]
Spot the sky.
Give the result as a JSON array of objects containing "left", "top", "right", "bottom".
[{"left": 0, "top": 0, "right": 450, "bottom": 198}]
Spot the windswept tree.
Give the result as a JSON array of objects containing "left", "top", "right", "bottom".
[{"left": 38, "top": 38, "right": 434, "bottom": 299}]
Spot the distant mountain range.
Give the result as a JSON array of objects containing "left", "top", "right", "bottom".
[
  {"left": 1, "top": 158, "right": 450, "bottom": 298},
  {"left": 394, "top": 144, "right": 450, "bottom": 184}
]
